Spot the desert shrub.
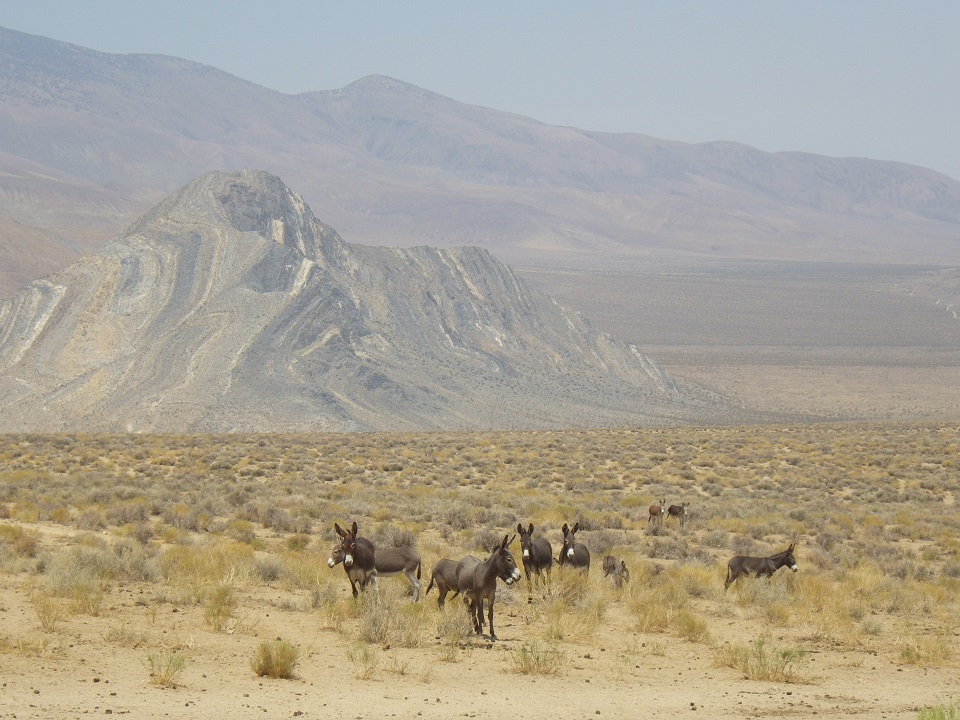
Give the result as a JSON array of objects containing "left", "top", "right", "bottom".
[
  {"left": 76, "top": 508, "right": 105, "bottom": 530},
  {"left": 158, "top": 540, "right": 255, "bottom": 588},
  {"left": 647, "top": 536, "right": 690, "bottom": 560},
  {"left": 227, "top": 519, "right": 257, "bottom": 544},
  {"left": 674, "top": 610, "right": 711, "bottom": 642},
  {"left": 106, "top": 499, "right": 150, "bottom": 526},
  {"left": 0, "top": 525, "right": 40, "bottom": 557},
  {"left": 472, "top": 528, "right": 502, "bottom": 553},
  {"left": 730, "top": 535, "right": 759, "bottom": 555},
  {"left": 372, "top": 524, "right": 417, "bottom": 548},
  {"left": 286, "top": 533, "right": 311, "bottom": 552},
  {"left": 44, "top": 543, "right": 122, "bottom": 614},
  {"left": 356, "top": 585, "right": 427, "bottom": 647},
  {"left": 677, "top": 565, "right": 720, "bottom": 599},
  {"left": 251, "top": 638, "right": 300, "bottom": 679},
  {"left": 313, "top": 581, "right": 351, "bottom": 632},
  {"left": 628, "top": 575, "right": 690, "bottom": 634},
  {"left": 255, "top": 556, "right": 283, "bottom": 583},
  {"left": 436, "top": 607, "right": 475, "bottom": 662}
]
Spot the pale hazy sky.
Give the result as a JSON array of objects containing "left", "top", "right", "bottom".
[{"left": 3, "top": 1, "right": 959, "bottom": 180}]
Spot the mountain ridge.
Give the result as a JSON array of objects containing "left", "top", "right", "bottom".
[{"left": 2, "top": 27, "right": 960, "bottom": 299}]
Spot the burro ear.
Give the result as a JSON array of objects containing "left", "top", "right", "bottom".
[
  {"left": 500, "top": 535, "right": 510, "bottom": 550},
  {"left": 561, "top": 523, "right": 569, "bottom": 534},
  {"left": 572, "top": 522, "right": 580, "bottom": 533},
  {"left": 508, "top": 534, "right": 516, "bottom": 548},
  {"left": 335, "top": 523, "right": 346, "bottom": 538},
  {"left": 528, "top": 523, "right": 534, "bottom": 535},
  {"left": 351, "top": 521, "right": 359, "bottom": 537},
  {"left": 517, "top": 523, "right": 524, "bottom": 534}
]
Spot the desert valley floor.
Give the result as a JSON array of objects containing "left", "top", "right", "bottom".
[{"left": 1, "top": 424, "right": 958, "bottom": 719}]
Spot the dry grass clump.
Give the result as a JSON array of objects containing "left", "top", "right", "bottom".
[
  {"left": 918, "top": 701, "right": 960, "bottom": 720},
  {"left": 143, "top": 650, "right": 187, "bottom": 688},
  {"left": 31, "top": 592, "right": 66, "bottom": 633},
  {"left": 507, "top": 641, "right": 568, "bottom": 675},
  {"left": 356, "top": 584, "right": 429, "bottom": 647},
  {"left": 251, "top": 638, "right": 300, "bottom": 679},
  {"left": 347, "top": 643, "right": 378, "bottom": 679},
  {"left": 436, "top": 606, "right": 475, "bottom": 662},
  {"left": 203, "top": 583, "right": 236, "bottom": 631},
  {"left": 714, "top": 636, "right": 810, "bottom": 683},
  {"left": 897, "top": 635, "right": 954, "bottom": 667}
]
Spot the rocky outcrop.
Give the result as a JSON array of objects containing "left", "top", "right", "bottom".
[{"left": 0, "top": 171, "right": 732, "bottom": 432}]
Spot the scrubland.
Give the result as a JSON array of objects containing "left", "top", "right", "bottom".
[{"left": 0, "top": 423, "right": 958, "bottom": 718}]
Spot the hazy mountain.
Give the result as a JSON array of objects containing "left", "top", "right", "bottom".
[
  {"left": 0, "top": 170, "right": 737, "bottom": 432},
  {"left": 2, "top": 27, "right": 960, "bottom": 299}
]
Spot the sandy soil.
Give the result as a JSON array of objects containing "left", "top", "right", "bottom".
[{"left": 1, "top": 527, "right": 955, "bottom": 720}]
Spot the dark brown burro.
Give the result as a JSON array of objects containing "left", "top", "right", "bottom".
[
  {"left": 328, "top": 542, "right": 422, "bottom": 601},
  {"left": 559, "top": 522, "right": 590, "bottom": 572},
  {"left": 329, "top": 522, "right": 377, "bottom": 598},
  {"left": 456, "top": 536, "right": 521, "bottom": 640},
  {"left": 517, "top": 523, "right": 553, "bottom": 600},
  {"left": 724, "top": 543, "right": 798, "bottom": 591},
  {"left": 667, "top": 502, "right": 689, "bottom": 528},
  {"left": 602, "top": 555, "right": 629, "bottom": 588}
]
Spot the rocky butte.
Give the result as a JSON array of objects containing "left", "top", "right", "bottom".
[{"left": 0, "top": 170, "right": 737, "bottom": 432}]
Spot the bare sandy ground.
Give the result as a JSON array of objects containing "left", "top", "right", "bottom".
[{"left": 1, "top": 527, "right": 955, "bottom": 719}]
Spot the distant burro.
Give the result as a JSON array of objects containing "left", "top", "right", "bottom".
[{"left": 0, "top": 170, "right": 734, "bottom": 433}]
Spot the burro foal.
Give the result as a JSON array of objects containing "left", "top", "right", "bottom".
[
  {"left": 602, "top": 555, "right": 630, "bottom": 589},
  {"left": 457, "top": 535, "right": 521, "bottom": 640},
  {"left": 517, "top": 523, "right": 553, "bottom": 601},
  {"left": 724, "top": 543, "right": 798, "bottom": 591}
]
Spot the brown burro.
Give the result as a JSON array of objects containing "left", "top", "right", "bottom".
[
  {"left": 456, "top": 535, "right": 521, "bottom": 641},
  {"left": 724, "top": 543, "right": 798, "bottom": 591},
  {"left": 648, "top": 498, "right": 666, "bottom": 525}
]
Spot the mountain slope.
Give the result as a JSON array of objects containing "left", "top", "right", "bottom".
[
  {"left": 0, "top": 170, "right": 734, "bottom": 432},
  {"left": 2, "top": 27, "right": 960, "bottom": 300}
]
